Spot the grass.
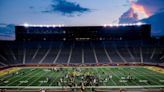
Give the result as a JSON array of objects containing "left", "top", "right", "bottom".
[{"left": 0, "top": 66, "right": 164, "bottom": 89}]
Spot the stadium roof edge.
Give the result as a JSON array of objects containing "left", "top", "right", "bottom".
[{"left": 18, "top": 22, "right": 149, "bottom": 28}]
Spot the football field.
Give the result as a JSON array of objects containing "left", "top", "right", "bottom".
[{"left": 0, "top": 66, "right": 164, "bottom": 90}]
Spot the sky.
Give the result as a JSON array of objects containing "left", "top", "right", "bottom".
[
  {"left": 0, "top": 0, "right": 164, "bottom": 40},
  {"left": 0, "top": 0, "right": 136, "bottom": 26}
]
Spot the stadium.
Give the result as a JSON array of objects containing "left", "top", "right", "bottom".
[{"left": 0, "top": 23, "right": 164, "bottom": 92}]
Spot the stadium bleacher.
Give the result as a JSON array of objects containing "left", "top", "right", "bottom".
[
  {"left": 0, "top": 40, "right": 163, "bottom": 67},
  {"left": 0, "top": 24, "right": 163, "bottom": 67}
]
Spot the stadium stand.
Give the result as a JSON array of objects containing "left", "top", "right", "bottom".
[
  {"left": 0, "top": 40, "right": 163, "bottom": 67},
  {"left": 0, "top": 24, "right": 163, "bottom": 66},
  {"left": 0, "top": 24, "right": 164, "bottom": 92}
]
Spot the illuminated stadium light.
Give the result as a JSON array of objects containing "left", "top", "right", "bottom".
[
  {"left": 52, "top": 25, "right": 56, "bottom": 28},
  {"left": 46, "top": 25, "right": 50, "bottom": 28},
  {"left": 136, "top": 22, "right": 145, "bottom": 26},
  {"left": 103, "top": 24, "right": 107, "bottom": 27},
  {"left": 23, "top": 24, "right": 65, "bottom": 27},
  {"left": 103, "top": 22, "right": 146, "bottom": 27},
  {"left": 24, "top": 23, "right": 29, "bottom": 27}
]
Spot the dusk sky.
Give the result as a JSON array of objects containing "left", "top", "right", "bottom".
[
  {"left": 0, "top": 0, "right": 164, "bottom": 40},
  {"left": 0, "top": 0, "right": 148, "bottom": 26}
]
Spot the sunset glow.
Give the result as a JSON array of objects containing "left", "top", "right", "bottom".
[{"left": 130, "top": 0, "right": 150, "bottom": 19}]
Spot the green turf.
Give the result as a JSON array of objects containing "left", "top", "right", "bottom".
[{"left": 0, "top": 66, "right": 164, "bottom": 89}]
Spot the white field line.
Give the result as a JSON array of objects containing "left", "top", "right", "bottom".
[
  {"left": 94, "top": 68, "right": 104, "bottom": 86},
  {"left": 39, "top": 71, "right": 57, "bottom": 86},
  {"left": 132, "top": 68, "right": 150, "bottom": 85},
  {"left": 121, "top": 68, "right": 139, "bottom": 86},
  {"left": 103, "top": 68, "right": 117, "bottom": 86},
  {"left": 134, "top": 68, "right": 160, "bottom": 85},
  {"left": 17, "top": 69, "right": 44, "bottom": 86},
  {"left": 48, "top": 72, "right": 60, "bottom": 86},
  {"left": 48, "top": 71, "right": 63, "bottom": 86},
  {"left": 115, "top": 68, "right": 128, "bottom": 86},
  {"left": 0, "top": 69, "right": 31, "bottom": 82},
  {"left": 6, "top": 69, "right": 40, "bottom": 86},
  {"left": 0, "top": 85, "right": 164, "bottom": 89},
  {"left": 139, "top": 69, "right": 164, "bottom": 84},
  {"left": 29, "top": 70, "right": 50, "bottom": 86}
]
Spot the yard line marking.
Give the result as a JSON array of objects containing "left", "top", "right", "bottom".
[
  {"left": 115, "top": 68, "right": 128, "bottom": 86},
  {"left": 104, "top": 68, "right": 116, "bottom": 86},
  {"left": 6, "top": 69, "right": 39, "bottom": 86},
  {"left": 134, "top": 68, "right": 161, "bottom": 85},
  {"left": 38, "top": 71, "right": 57, "bottom": 86},
  {"left": 17, "top": 69, "right": 44, "bottom": 86},
  {"left": 133, "top": 68, "right": 151, "bottom": 85},
  {"left": 0, "top": 68, "right": 21, "bottom": 79},
  {"left": 0, "top": 68, "right": 25, "bottom": 82},
  {"left": 143, "top": 67, "right": 164, "bottom": 80},
  {"left": 28, "top": 69, "right": 49, "bottom": 86},
  {"left": 94, "top": 68, "right": 105, "bottom": 86},
  {"left": 108, "top": 68, "right": 120, "bottom": 86},
  {"left": 48, "top": 71, "right": 61, "bottom": 86},
  {"left": 0, "top": 69, "right": 26, "bottom": 85},
  {"left": 121, "top": 68, "right": 139, "bottom": 86}
]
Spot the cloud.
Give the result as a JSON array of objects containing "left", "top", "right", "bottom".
[
  {"left": 0, "top": 24, "right": 15, "bottom": 41},
  {"left": 43, "top": 0, "right": 91, "bottom": 16},
  {"left": 130, "top": 0, "right": 164, "bottom": 16},
  {"left": 119, "top": 8, "right": 138, "bottom": 23},
  {"left": 133, "top": 0, "right": 164, "bottom": 16},
  {"left": 119, "top": 0, "right": 164, "bottom": 23}
]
